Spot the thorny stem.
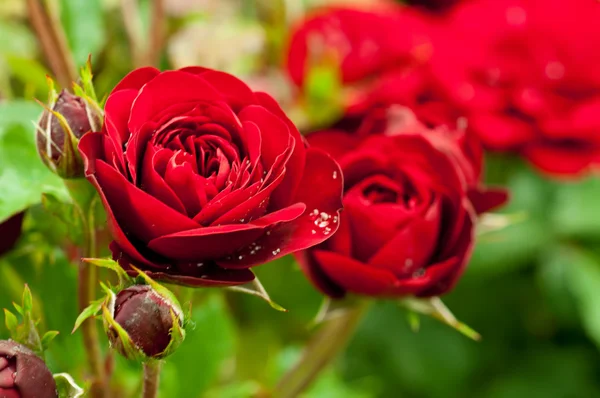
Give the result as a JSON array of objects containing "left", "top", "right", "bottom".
[
  {"left": 274, "top": 301, "right": 370, "bottom": 398},
  {"left": 142, "top": 361, "right": 162, "bottom": 398}
]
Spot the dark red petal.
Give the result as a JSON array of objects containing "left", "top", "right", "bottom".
[
  {"left": 95, "top": 160, "right": 198, "bottom": 243},
  {"left": 218, "top": 148, "right": 343, "bottom": 267},
  {"left": 313, "top": 250, "right": 398, "bottom": 296},
  {"left": 306, "top": 129, "right": 361, "bottom": 161},
  {"left": 414, "top": 212, "right": 474, "bottom": 297},
  {"left": 141, "top": 146, "right": 187, "bottom": 214},
  {"left": 524, "top": 143, "right": 598, "bottom": 176},
  {"left": 103, "top": 89, "right": 137, "bottom": 171},
  {"left": 191, "top": 69, "right": 256, "bottom": 111},
  {"left": 295, "top": 250, "right": 347, "bottom": 298},
  {"left": 148, "top": 203, "right": 305, "bottom": 261},
  {"left": 147, "top": 224, "right": 266, "bottom": 260},
  {"left": 79, "top": 131, "right": 105, "bottom": 175},
  {"left": 136, "top": 268, "right": 255, "bottom": 287},
  {"left": 368, "top": 198, "right": 442, "bottom": 274},
  {"left": 111, "top": 67, "right": 160, "bottom": 94},
  {"left": 240, "top": 103, "right": 306, "bottom": 209},
  {"left": 128, "top": 71, "right": 221, "bottom": 134},
  {"left": 468, "top": 187, "right": 509, "bottom": 214}
]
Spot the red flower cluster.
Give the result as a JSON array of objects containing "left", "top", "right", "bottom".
[{"left": 287, "top": 0, "right": 600, "bottom": 176}]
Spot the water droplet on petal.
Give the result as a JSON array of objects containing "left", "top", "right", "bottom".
[{"left": 412, "top": 268, "right": 426, "bottom": 278}]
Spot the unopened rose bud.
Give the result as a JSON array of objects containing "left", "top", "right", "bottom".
[
  {"left": 36, "top": 90, "right": 101, "bottom": 179},
  {"left": 103, "top": 285, "right": 185, "bottom": 360},
  {"left": 0, "top": 340, "right": 57, "bottom": 398}
]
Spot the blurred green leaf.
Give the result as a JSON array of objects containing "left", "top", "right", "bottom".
[
  {"left": 552, "top": 176, "right": 600, "bottom": 240},
  {"left": 0, "top": 101, "right": 68, "bottom": 223},
  {"left": 563, "top": 246, "right": 600, "bottom": 351},
  {"left": 59, "top": 0, "right": 106, "bottom": 67},
  {"left": 161, "top": 294, "right": 236, "bottom": 397},
  {"left": 6, "top": 56, "right": 50, "bottom": 99}
]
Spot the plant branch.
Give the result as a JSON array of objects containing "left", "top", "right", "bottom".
[
  {"left": 148, "top": 0, "right": 166, "bottom": 67},
  {"left": 25, "top": 0, "right": 76, "bottom": 89},
  {"left": 274, "top": 301, "right": 370, "bottom": 398},
  {"left": 142, "top": 361, "right": 162, "bottom": 398},
  {"left": 77, "top": 196, "right": 107, "bottom": 398}
]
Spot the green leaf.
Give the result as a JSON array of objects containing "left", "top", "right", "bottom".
[
  {"left": 399, "top": 297, "right": 481, "bottom": 341},
  {"left": 59, "top": 0, "right": 106, "bottom": 67},
  {"left": 41, "top": 330, "right": 60, "bottom": 351},
  {"left": 5, "top": 56, "right": 50, "bottom": 99},
  {"left": 53, "top": 373, "right": 85, "bottom": 398},
  {"left": 84, "top": 257, "right": 130, "bottom": 284},
  {"left": 552, "top": 176, "right": 600, "bottom": 239},
  {"left": 4, "top": 309, "right": 18, "bottom": 335},
  {"left": 72, "top": 297, "right": 104, "bottom": 333},
  {"left": 22, "top": 284, "right": 33, "bottom": 313},
  {"left": 562, "top": 246, "right": 600, "bottom": 350},
  {"left": 0, "top": 101, "right": 69, "bottom": 223},
  {"left": 226, "top": 278, "right": 287, "bottom": 312}
]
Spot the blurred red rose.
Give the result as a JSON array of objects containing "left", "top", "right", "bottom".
[
  {"left": 286, "top": 7, "right": 449, "bottom": 125},
  {"left": 297, "top": 117, "right": 478, "bottom": 298},
  {"left": 79, "top": 67, "right": 343, "bottom": 287},
  {"left": 432, "top": 0, "right": 600, "bottom": 175},
  {"left": 0, "top": 212, "right": 24, "bottom": 257},
  {"left": 405, "top": 0, "right": 467, "bottom": 12}
]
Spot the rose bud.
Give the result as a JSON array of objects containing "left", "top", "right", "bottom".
[
  {"left": 79, "top": 67, "right": 343, "bottom": 287},
  {"left": 103, "top": 284, "right": 185, "bottom": 360},
  {"left": 0, "top": 212, "right": 24, "bottom": 257},
  {"left": 37, "top": 89, "right": 101, "bottom": 179},
  {"left": 297, "top": 129, "right": 476, "bottom": 298},
  {"left": 0, "top": 340, "right": 57, "bottom": 398}
]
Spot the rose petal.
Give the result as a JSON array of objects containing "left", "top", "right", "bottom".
[
  {"left": 138, "top": 268, "right": 255, "bottom": 287},
  {"left": 368, "top": 197, "right": 442, "bottom": 274},
  {"left": 218, "top": 148, "right": 343, "bottom": 267},
  {"left": 141, "top": 146, "right": 187, "bottom": 214},
  {"left": 183, "top": 68, "right": 256, "bottom": 111},
  {"left": 468, "top": 187, "right": 509, "bottom": 214},
  {"left": 111, "top": 67, "right": 160, "bottom": 94},
  {"left": 313, "top": 250, "right": 398, "bottom": 296},
  {"left": 306, "top": 129, "right": 360, "bottom": 161},
  {"left": 524, "top": 142, "right": 599, "bottom": 176},
  {"left": 148, "top": 203, "right": 305, "bottom": 260},
  {"left": 128, "top": 71, "right": 221, "bottom": 134},
  {"left": 95, "top": 160, "right": 198, "bottom": 243},
  {"left": 295, "top": 250, "right": 346, "bottom": 298}
]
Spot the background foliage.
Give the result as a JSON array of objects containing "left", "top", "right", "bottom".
[{"left": 1, "top": 0, "right": 600, "bottom": 397}]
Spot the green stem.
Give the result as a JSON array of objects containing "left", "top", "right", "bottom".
[
  {"left": 274, "top": 301, "right": 370, "bottom": 398},
  {"left": 73, "top": 189, "right": 106, "bottom": 398},
  {"left": 142, "top": 361, "right": 162, "bottom": 398}
]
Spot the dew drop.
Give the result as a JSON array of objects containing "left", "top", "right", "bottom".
[
  {"left": 412, "top": 268, "right": 426, "bottom": 278},
  {"left": 311, "top": 230, "right": 316, "bottom": 234},
  {"left": 238, "top": 255, "right": 244, "bottom": 260},
  {"left": 332, "top": 171, "right": 338, "bottom": 179}
]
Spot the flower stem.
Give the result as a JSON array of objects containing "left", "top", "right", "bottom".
[
  {"left": 79, "top": 209, "right": 107, "bottom": 398},
  {"left": 142, "top": 361, "right": 162, "bottom": 398},
  {"left": 274, "top": 301, "right": 370, "bottom": 398}
]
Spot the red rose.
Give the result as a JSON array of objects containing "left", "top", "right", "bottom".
[
  {"left": 297, "top": 122, "right": 476, "bottom": 298},
  {"left": 0, "top": 212, "right": 24, "bottom": 257},
  {"left": 286, "top": 7, "right": 445, "bottom": 124},
  {"left": 0, "top": 340, "right": 57, "bottom": 398},
  {"left": 79, "top": 67, "right": 343, "bottom": 287},
  {"left": 311, "top": 106, "right": 508, "bottom": 214},
  {"left": 433, "top": 0, "right": 600, "bottom": 175}
]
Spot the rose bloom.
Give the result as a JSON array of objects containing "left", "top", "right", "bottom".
[
  {"left": 432, "top": 0, "right": 600, "bottom": 175},
  {"left": 286, "top": 7, "right": 447, "bottom": 125},
  {"left": 79, "top": 67, "right": 343, "bottom": 286},
  {"left": 0, "top": 340, "right": 57, "bottom": 398},
  {"left": 0, "top": 212, "right": 24, "bottom": 257},
  {"left": 297, "top": 109, "right": 488, "bottom": 298}
]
